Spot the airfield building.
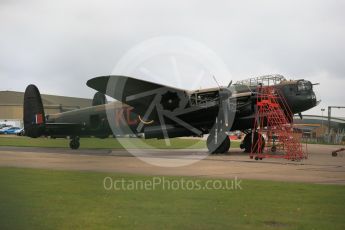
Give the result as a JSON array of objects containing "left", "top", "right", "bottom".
[
  {"left": 0, "top": 90, "right": 92, "bottom": 127},
  {"left": 293, "top": 114, "right": 345, "bottom": 144}
]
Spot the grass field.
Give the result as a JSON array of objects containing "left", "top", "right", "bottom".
[
  {"left": 0, "top": 167, "right": 344, "bottom": 230},
  {"left": 0, "top": 136, "right": 240, "bottom": 149}
]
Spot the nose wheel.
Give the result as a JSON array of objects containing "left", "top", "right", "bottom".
[{"left": 69, "top": 136, "right": 80, "bottom": 150}]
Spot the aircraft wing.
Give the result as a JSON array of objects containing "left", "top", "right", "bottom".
[{"left": 87, "top": 75, "right": 189, "bottom": 119}]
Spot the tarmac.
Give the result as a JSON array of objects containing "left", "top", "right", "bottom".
[{"left": 0, "top": 144, "right": 345, "bottom": 184}]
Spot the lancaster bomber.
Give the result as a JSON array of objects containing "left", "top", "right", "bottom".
[{"left": 24, "top": 74, "right": 318, "bottom": 153}]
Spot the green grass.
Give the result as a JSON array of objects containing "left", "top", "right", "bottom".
[
  {"left": 0, "top": 136, "right": 240, "bottom": 149},
  {"left": 0, "top": 167, "right": 344, "bottom": 229}
]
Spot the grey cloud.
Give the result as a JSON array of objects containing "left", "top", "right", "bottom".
[{"left": 0, "top": 0, "right": 344, "bottom": 115}]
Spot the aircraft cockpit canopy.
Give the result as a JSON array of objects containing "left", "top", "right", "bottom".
[
  {"left": 234, "top": 74, "right": 286, "bottom": 87},
  {"left": 297, "top": 80, "right": 312, "bottom": 92}
]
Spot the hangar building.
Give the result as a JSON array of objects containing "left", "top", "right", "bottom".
[
  {"left": 0, "top": 90, "right": 92, "bottom": 127},
  {"left": 293, "top": 114, "right": 345, "bottom": 144}
]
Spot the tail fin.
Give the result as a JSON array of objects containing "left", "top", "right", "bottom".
[
  {"left": 92, "top": 92, "right": 107, "bottom": 106},
  {"left": 23, "top": 84, "right": 45, "bottom": 137}
]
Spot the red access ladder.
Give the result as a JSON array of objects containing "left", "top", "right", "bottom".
[{"left": 250, "top": 86, "right": 306, "bottom": 161}]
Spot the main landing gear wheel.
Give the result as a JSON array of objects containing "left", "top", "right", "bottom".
[
  {"left": 240, "top": 132, "right": 265, "bottom": 153},
  {"left": 207, "top": 133, "right": 231, "bottom": 154},
  {"left": 70, "top": 136, "right": 80, "bottom": 150},
  {"left": 271, "top": 146, "right": 277, "bottom": 153}
]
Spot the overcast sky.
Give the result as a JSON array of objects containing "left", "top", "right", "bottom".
[{"left": 1, "top": 0, "right": 344, "bottom": 116}]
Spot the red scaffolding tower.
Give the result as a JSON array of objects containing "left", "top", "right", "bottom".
[{"left": 250, "top": 85, "right": 307, "bottom": 161}]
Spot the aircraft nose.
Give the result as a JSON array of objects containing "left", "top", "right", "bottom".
[{"left": 308, "top": 91, "right": 318, "bottom": 108}]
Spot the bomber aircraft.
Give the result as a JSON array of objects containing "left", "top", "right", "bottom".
[{"left": 23, "top": 74, "right": 318, "bottom": 153}]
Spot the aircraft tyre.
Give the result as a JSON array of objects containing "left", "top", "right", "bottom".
[
  {"left": 207, "top": 133, "right": 230, "bottom": 154},
  {"left": 219, "top": 137, "right": 231, "bottom": 154},
  {"left": 70, "top": 137, "right": 80, "bottom": 150},
  {"left": 242, "top": 132, "right": 265, "bottom": 153},
  {"left": 241, "top": 133, "right": 252, "bottom": 153}
]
